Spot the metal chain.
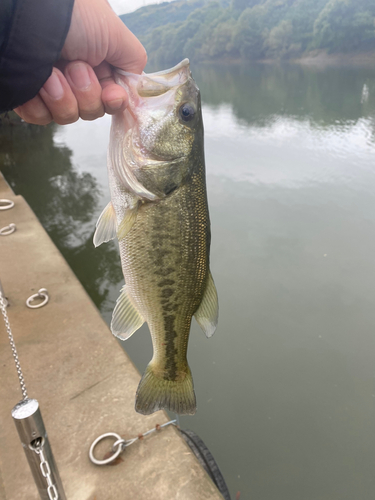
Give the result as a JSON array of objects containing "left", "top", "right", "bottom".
[
  {"left": 32, "top": 439, "right": 58, "bottom": 500},
  {"left": 0, "top": 289, "right": 28, "bottom": 399}
]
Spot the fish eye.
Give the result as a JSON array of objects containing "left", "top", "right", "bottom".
[{"left": 179, "top": 103, "right": 195, "bottom": 122}]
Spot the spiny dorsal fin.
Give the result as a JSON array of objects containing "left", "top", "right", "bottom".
[
  {"left": 194, "top": 272, "right": 219, "bottom": 338},
  {"left": 117, "top": 206, "right": 138, "bottom": 241},
  {"left": 93, "top": 201, "right": 116, "bottom": 247},
  {"left": 111, "top": 285, "right": 144, "bottom": 340}
]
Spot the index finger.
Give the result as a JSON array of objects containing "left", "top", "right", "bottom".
[{"left": 95, "top": 61, "right": 129, "bottom": 114}]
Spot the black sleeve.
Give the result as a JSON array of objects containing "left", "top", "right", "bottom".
[
  {"left": 0, "top": 1, "right": 14, "bottom": 54},
  {"left": 0, "top": 0, "right": 75, "bottom": 113}
]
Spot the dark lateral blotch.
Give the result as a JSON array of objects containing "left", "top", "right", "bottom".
[
  {"left": 158, "top": 279, "right": 175, "bottom": 287},
  {"left": 161, "top": 288, "right": 174, "bottom": 298}
]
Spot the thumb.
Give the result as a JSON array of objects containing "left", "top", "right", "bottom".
[
  {"left": 62, "top": 0, "right": 147, "bottom": 75},
  {"left": 106, "top": 17, "right": 147, "bottom": 75}
]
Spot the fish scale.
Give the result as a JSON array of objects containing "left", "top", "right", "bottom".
[
  {"left": 93, "top": 59, "right": 218, "bottom": 415},
  {"left": 121, "top": 170, "right": 208, "bottom": 380}
]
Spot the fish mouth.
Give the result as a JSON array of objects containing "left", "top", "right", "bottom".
[
  {"left": 115, "top": 58, "right": 190, "bottom": 79},
  {"left": 110, "top": 60, "right": 193, "bottom": 200},
  {"left": 115, "top": 59, "right": 191, "bottom": 98}
]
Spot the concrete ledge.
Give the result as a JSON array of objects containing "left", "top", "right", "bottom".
[{"left": 0, "top": 172, "right": 223, "bottom": 500}]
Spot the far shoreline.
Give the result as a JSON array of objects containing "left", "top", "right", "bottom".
[
  {"left": 196, "top": 50, "right": 375, "bottom": 69},
  {"left": 293, "top": 49, "right": 375, "bottom": 67}
]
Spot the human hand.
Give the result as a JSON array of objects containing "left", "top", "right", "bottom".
[{"left": 14, "top": 0, "right": 147, "bottom": 125}]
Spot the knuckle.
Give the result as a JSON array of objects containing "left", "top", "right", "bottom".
[
  {"left": 21, "top": 107, "right": 51, "bottom": 125},
  {"left": 80, "top": 106, "right": 105, "bottom": 121},
  {"left": 55, "top": 116, "right": 79, "bottom": 125},
  {"left": 37, "top": 116, "right": 53, "bottom": 126},
  {"left": 54, "top": 109, "right": 79, "bottom": 125}
]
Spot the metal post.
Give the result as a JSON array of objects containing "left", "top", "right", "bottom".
[{"left": 12, "top": 399, "right": 66, "bottom": 500}]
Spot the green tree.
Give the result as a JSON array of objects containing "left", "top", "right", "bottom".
[
  {"left": 201, "top": 18, "right": 237, "bottom": 58},
  {"left": 264, "top": 19, "right": 294, "bottom": 57},
  {"left": 121, "top": 0, "right": 375, "bottom": 63},
  {"left": 232, "top": 5, "right": 268, "bottom": 59},
  {"left": 313, "top": 0, "right": 375, "bottom": 52}
]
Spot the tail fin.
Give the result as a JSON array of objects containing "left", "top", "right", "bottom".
[{"left": 135, "top": 364, "right": 196, "bottom": 415}]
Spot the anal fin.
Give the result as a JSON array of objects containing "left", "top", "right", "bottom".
[
  {"left": 93, "top": 202, "right": 117, "bottom": 247},
  {"left": 194, "top": 272, "right": 219, "bottom": 338},
  {"left": 111, "top": 285, "right": 144, "bottom": 340}
]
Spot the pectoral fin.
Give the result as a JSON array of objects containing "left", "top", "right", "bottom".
[
  {"left": 93, "top": 202, "right": 117, "bottom": 247},
  {"left": 111, "top": 285, "right": 144, "bottom": 340},
  {"left": 117, "top": 206, "right": 138, "bottom": 241},
  {"left": 194, "top": 272, "right": 219, "bottom": 338}
]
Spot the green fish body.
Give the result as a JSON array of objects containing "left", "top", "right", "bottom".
[{"left": 94, "top": 60, "right": 218, "bottom": 415}]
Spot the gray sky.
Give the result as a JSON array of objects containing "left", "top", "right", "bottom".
[{"left": 109, "top": 0, "right": 172, "bottom": 15}]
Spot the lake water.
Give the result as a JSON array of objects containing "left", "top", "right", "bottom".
[{"left": 2, "top": 62, "right": 375, "bottom": 499}]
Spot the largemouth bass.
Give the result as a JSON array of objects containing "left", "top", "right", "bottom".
[{"left": 94, "top": 59, "right": 218, "bottom": 415}]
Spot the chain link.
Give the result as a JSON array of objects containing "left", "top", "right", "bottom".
[
  {"left": 0, "top": 289, "right": 28, "bottom": 399},
  {"left": 32, "top": 439, "right": 59, "bottom": 500}
]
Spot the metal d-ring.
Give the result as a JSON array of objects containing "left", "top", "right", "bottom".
[
  {"left": 89, "top": 432, "right": 125, "bottom": 465},
  {"left": 26, "top": 288, "right": 49, "bottom": 309},
  {"left": 29, "top": 436, "right": 45, "bottom": 452},
  {"left": 0, "top": 199, "right": 15, "bottom": 210},
  {"left": 0, "top": 223, "right": 16, "bottom": 236}
]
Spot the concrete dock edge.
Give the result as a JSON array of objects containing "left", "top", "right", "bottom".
[{"left": 0, "top": 172, "right": 224, "bottom": 500}]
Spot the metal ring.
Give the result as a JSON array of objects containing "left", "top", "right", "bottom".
[
  {"left": 0, "top": 199, "right": 14, "bottom": 210},
  {"left": 112, "top": 438, "right": 126, "bottom": 452},
  {"left": 26, "top": 288, "right": 49, "bottom": 309},
  {"left": 0, "top": 223, "right": 16, "bottom": 236},
  {"left": 89, "top": 432, "right": 123, "bottom": 465},
  {"left": 29, "top": 436, "right": 45, "bottom": 452}
]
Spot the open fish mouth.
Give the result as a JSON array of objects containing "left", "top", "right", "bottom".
[
  {"left": 115, "top": 58, "right": 191, "bottom": 98},
  {"left": 115, "top": 59, "right": 191, "bottom": 98},
  {"left": 114, "top": 60, "right": 193, "bottom": 164}
]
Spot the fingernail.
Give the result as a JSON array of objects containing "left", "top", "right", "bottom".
[
  {"left": 43, "top": 72, "right": 64, "bottom": 100},
  {"left": 68, "top": 63, "right": 91, "bottom": 90},
  {"left": 108, "top": 99, "right": 123, "bottom": 110}
]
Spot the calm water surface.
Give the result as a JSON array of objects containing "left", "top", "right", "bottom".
[{"left": 2, "top": 63, "right": 375, "bottom": 499}]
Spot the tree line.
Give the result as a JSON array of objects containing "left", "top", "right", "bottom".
[{"left": 121, "top": 0, "right": 375, "bottom": 66}]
